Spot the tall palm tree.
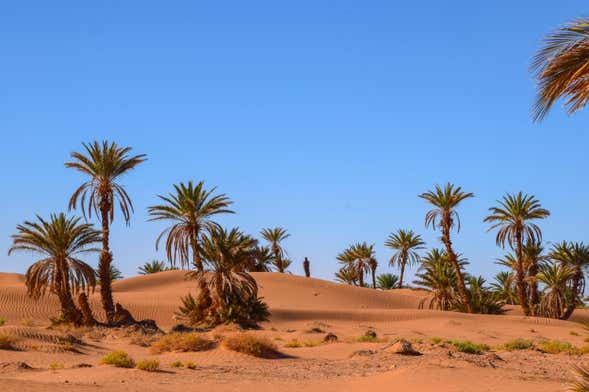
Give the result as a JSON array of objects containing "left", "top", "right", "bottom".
[
  {"left": 522, "top": 240, "right": 547, "bottom": 313},
  {"left": 419, "top": 183, "right": 474, "bottom": 312},
  {"left": 550, "top": 241, "right": 589, "bottom": 319},
  {"left": 247, "top": 245, "right": 275, "bottom": 272},
  {"left": 8, "top": 213, "right": 101, "bottom": 324},
  {"left": 484, "top": 192, "right": 550, "bottom": 315},
  {"left": 385, "top": 229, "right": 425, "bottom": 288},
  {"left": 148, "top": 181, "right": 234, "bottom": 271},
  {"left": 531, "top": 18, "right": 589, "bottom": 121},
  {"left": 66, "top": 140, "right": 146, "bottom": 322},
  {"left": 260, "top": 227, "right": 290, "bottom": 273}
]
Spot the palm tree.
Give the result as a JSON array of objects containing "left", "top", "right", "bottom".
[
  {"left": 550, "top": 241, "right": 589, "bottom": 319},
  {"left": 484, "top": 192, "right": 550, "bottom": 315},
  {"left": 377, "top": 273, "right": 399, "bottom": 290},
  {"left": 138, "top": 260, "right": 168, "bottom": 275},
  {"left": 522, "top": 240, "right": 547, "bottom": 313},
  {"left": 419, "top": 183, "right": 474, "bottom": 312},
  {"left": 247, "top": 245, "right": 275, "bottom": 272},
  {"left": 148, "top": 181, "right": 234, "bottom": 271},
  {"left": 536, "top": 262, "right": 573, "bottom": 319},
  {"left": 66, "top": 140, "right": 146, "bottom": 322},
  {"left": 414, "top": 249, "right": 465, "bottom": 311},
  {"left": 335, "top": 266, "right": 358, "bottom": 285},
  {"left": 337, "top": 242, "right": 374, "bottom": 288},
  {"left": 367, "top": 257, "right": 378, "bottom": 289},
  {"left": 8, "top": 213, "right": 101, "bottom": 325},
  {"left": 385, "top": 229, "right": 425, "bottom": 288},
  {"left": 260, "top": 227, "right": 290, "bottom": 273},
  {"left": 569, "top": 365, "right": 589, "bottom": 392},
  {"left": 531, "top": 18, "right": 589, "bottom": 121},
  {"left": 490, "top": 271, "right": 517, "bottom": 305},
  {"left": 186, "top": 227, "right": 265, "bottom": 326}
]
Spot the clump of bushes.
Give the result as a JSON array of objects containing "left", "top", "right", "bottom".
[
  {"left": 536, "top": 340, "right": 578, "bottom": 354},
  {"left": 450, "top": 340, "right": 490, "bottom": 355},
  {"left": 222, "top": 333, "right": 282, "bottom": 358},
  {"left": 170, "top": 360, "right": 183, "bottom": 368},
  {"left": 135, "top": 359, "right": 160, "bottom": 372},
  {"left": 185, "top": 361, "right": 197, "bottom": 370},
  {"left": 150, "top": 333, "right": 215, "bottom": 354},
  {"left": 284, "top": 339, "right": 321, "bottom": 348},
  {"left": 101, "top": 351, "right": 135, "bottom": 368},
  {"left": 502, "top": 338, "right": 534, "bottom": 351}
]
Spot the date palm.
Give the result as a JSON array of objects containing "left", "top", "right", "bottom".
[
  {"left": 337, "top": 242, "right": 374, "bottom": 287},
  {"left": 335, "top": 266, "right": 358, "bottom": 286},
  {"left": 531, "top": 18, "right": 589, "bottom": 121},
  {"left": 385, "top": 229, "right": 425, "bottom": 288},
  {"left": 66, "top": 140, "right": 146, "bottom": 322},
  {"left": 536, "top": 262, "right": 573, "bottom": 319},
  {"left": 260, "top": 227, "right": 290, "bottom": 273},
  {"left": 186, "top": 227, "right": 262, "bottom": 326},
  {"left": 8, "top": 213, "right": 100, "bottom": 325},
  {"left": 148, "top": 181, "right": 234, "bottom": 271},
  {"left": 367, "top": 257, "right": 378, "bottom": 289},
  {"left": 484, "top": 192, "right": 550, "bottom": 315},
  {"left": 490, "top": 271, "right": 517, "bottom": 305},
  {"left": 138, "top": 260, "right": 168, "bottom": 275},
  {"left": 419, "top": 183, "right": 474, "bottom": 312},
  {"left": 550, "top": 241, "right": 589, "bottom": 319},
  {"left": 376, "top": 273, "right": 399, "bottom": 290}
]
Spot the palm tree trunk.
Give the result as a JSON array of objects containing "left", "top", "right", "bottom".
[
  {"left": 562, "top": 268, "right": 582, "bottom": 320},
  {"left": 78, "top": 292, "right": 96, "bottom": 326},
  {"left": 528, "top": 263, "right": 539, "bottom": 316},
  {"left": 441, "top": 223, "right": 472, "bottom": 313},
  {"left": 357, "top": 262, "right": 364, "bottom": 287},
  {"left": 56, "top": 261, "right": 82, "bottom": 325},
  {"left": 399, "top": 258, "right": 406, "bottom": 289},
  {"left": 99, "top": 200, "right": 115, "bottom": 322},
  {"left": 274, "top": 245, "right": 283, "bottom": 273},
  {"left": 191, "top": 229, "right": 203, "bottom": 272},
  {"left": 514, "top": 231, "right": 530, "bottom": 316},
  {"left": 371, "top": 267, "right": 376, "bottom": 289}
]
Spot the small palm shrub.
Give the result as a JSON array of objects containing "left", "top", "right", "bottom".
[
  {"left": 101, "top": 351, "right": 135, "bottom": 368},
  {"left": 376, "top": 274, "right": 399, "bottom": 290},
  {"left": 222, "top": 333, "right": 281, "bottom": 358},
  {"left": 135, "top": 359, "right": 160, "bottom": 372},
  {"left": 502, "top": 338, "right": 534, "bottom": 351},
  {"left": 150, "top": 333, "right": 214, "bottom": 354},
  {"left": 138, "top": 260, "right": 168, "bottom": 275}
]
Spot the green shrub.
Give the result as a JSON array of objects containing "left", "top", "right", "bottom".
[
  {"left": 185, "top": 361, "right": 197, "bottom": 370},
  {"left": 101, "top": 351, "right": 135, "bottom": 368},
  {"left": 136, "top": 359, "right": 160, "bottom": 372},
  {"left": 451, "top": 340, "right": 490, "bottom": 355},
  {"left": 222, "top": 333, "right": 282, "bottom": 358},
  {"left": 170, "top": 361, "right": 183, "bottom": 368},
  {"left": 537, "top": 340, "right": 578, "bottom": 354},
  {"left": 151, "top": 333, "right": 214, "bottom": 354},
  {"left": 430, "top": 337, "right": 442, "bottom": 344},
  {"left": 502, "top": 338, "right": 534, "bottom": 351}
]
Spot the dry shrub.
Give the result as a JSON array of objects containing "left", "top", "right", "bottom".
[
  {"left": 537, "top": 340, "right": 578, "bottom": 354},
  {"left": 101, "top": 351, "right": 135, "bottom": 368},
  {"left": 135, "top": 359, "right": 160, "bottom": 372},
  {"left": 502, "top": 338, "right": 534, "bottom": 351},
  {"left": 185, "top": 361, "right": 197, "bottom": 370},
  {"left": 222, "top": 333, "right": 282, "bottom": 358},
  {"left": 150, "top": 333, "right": 214, "bottom": 354}
]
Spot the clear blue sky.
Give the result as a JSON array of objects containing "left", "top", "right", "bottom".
[{"left": 1, "top": 1, "right": 588, "bottom": 284}]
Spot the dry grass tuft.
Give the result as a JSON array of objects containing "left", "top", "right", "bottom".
[
  {"left": 185, "top": 361, "right": 197, "bottom": 370},
  {"left": 170, "top": 360, "right": 183, "bottom": 368},
  {"left": 135, "top": 359, "right": 160, "bottom": 372},
  {"left": 49, "top": 363, "right": 64, "bottom": 370},
  {"left": 501, "top": 338, "right": 534, "bottom": 351},
  {"left": 536, "top": 340, "right": 578, "bottom": 355},
  {"left": 284, "top": 338, "right": 322, "bottom": 348},
  {"left": 151, "top": 333, "right": 215, "bottom": 354},
  {"left": 101, "top": 351, "right": 135, "bottom": 368},
  {"left": 222, "top": 333, "right": 283, "bottom": 358}
]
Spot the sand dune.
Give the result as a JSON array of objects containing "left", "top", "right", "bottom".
[{"left": 1, "top": 271, "right": 588, "bottom": 392}]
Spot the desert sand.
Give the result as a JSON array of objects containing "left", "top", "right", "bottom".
[{"left": 0, "top": 270, "right": 587, "bottom": 391}]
